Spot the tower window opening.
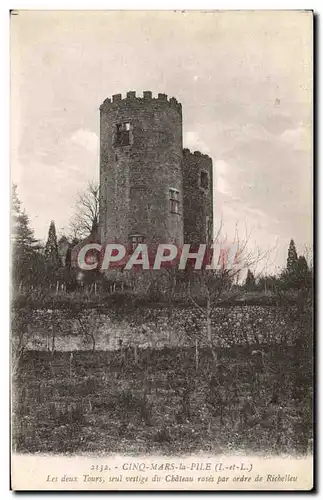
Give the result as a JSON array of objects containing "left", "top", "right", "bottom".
[
  {"left": 169, "top": 188, "right": 180, "bottom": 214},
  {"left": 200, "top": 171, "right": 209, "bottom": 190},
  {"left": 206, "top": 215, "right": 210, "bottom": 243},
  {"left": 130, "top": 234, "right": 144, "bottom": 251},
  {"left": 115, "top": 122, "right": 131, "bottom": 146}
]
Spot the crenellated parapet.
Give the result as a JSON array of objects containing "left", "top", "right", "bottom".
[
  {"left": 183, "top": 148, "right": 212, "bottom": 160},
  {"left": 100, "top": 90, "right": 182, "bottom": 115}
]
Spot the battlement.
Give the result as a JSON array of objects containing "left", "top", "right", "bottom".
[
  {"left": 100, "top": 91, "right": 182, "bottom": 114},
  {"left": 183, "top": 148, "right": 212, "bottom": 160}
]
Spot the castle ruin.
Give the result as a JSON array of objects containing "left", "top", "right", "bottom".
[{"left": 99, "top": 91, "right": 213, "bottom": 248}]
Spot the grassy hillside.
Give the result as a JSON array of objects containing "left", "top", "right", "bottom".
[{"left": 12, "top": 346, "right": 312, "bottom": 456}]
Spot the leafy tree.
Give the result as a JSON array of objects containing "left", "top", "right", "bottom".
[
  {"left": 12, "top": 185, "right": 37, "bottom": 253},
  {"left": 13, "top": 212, "right": 37, "bottom": 256},
  {"left": 11, "top": 184, "right": 41, "bottom": 287},
  {"left": 277, "top": 242, "right": 313, "bottom": 325},
  {"left": 45, "top": 221, "right": 60, "bottom": 267},
  {"left": 294, "top": 255, "right": 312, "bottom": 290},
  {"left": 42, "top": 220, "right": 61, "bottom": 286},
  {"left": 281, "top": 241, "right": 312, "bottom": 291},
  {"left": 11, "top": 184, "right": 21, "bottom": 220},
  {"left": 286, "top": 239, "right": 298, "bottom": 276},
  {"left": 297, "top": 255, "right": 308, "bottom": 276},
  {"left": 245, "top": 269, "right": 256, "bottom": 291}
]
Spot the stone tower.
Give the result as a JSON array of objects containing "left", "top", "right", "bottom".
[
  {"left": 99, "top": 91, "right": 184, "bottom": 248},
  {"left": 182, "top": 149, "right": 214, "bottom": 244}
]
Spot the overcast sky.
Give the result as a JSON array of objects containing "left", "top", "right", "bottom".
[{"left": 11, "top": 10, "right": 312, "bottom": 273}]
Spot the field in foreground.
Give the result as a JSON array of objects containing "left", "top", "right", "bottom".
[{"left": 12, "top": 347, "right": 312, "bottom": 456}]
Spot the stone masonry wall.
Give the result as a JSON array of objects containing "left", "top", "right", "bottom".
[{"left": 18, "top": 305, "right": 296, "bottom": 352}]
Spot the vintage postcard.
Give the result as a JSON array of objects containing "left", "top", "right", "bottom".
[{"left": 10, "top": 10, "right": 313, "bottom": 491}]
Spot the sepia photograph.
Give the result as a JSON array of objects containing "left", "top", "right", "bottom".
[{"left": 10, "top": 9, "right": 313, "bottom": 490}]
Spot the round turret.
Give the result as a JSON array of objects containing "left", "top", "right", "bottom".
[{"left": 99, "top": 91, "right": 183, "bottom": 247}]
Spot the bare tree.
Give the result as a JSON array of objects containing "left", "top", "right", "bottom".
[
  {"left": 69, "top": 181, "right": 99, "bottom": 239},
  {"left": 186, "top": 220, "right": 272, "bottom": 372},
  {"left": 77, "top": 310, "right": 102, "bottom": 353}
]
